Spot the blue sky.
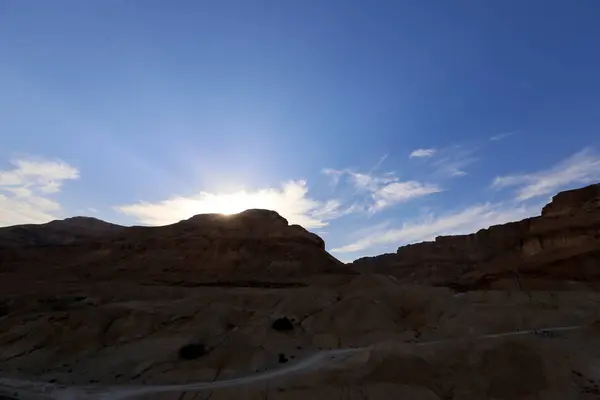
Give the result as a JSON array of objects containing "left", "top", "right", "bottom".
[{"left": 1, "top": 1, "right": 600, "bottom": 261}]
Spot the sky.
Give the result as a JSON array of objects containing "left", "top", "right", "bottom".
[{"left": 1, "top": 1, "right": 600, "bottom": 261}]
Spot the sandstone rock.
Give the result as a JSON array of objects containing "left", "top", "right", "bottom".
[
  {"left": 541, "top": 183, "right": 600, "bottom": 217},
  {"left": 0, "top": 209, "right": 346, "bottom": 284},
  {"left": 352, "top": 183, "right": 600, "bottom": 290}
]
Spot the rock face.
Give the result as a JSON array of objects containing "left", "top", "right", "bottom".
[
  {"left": 0, "top": 209, "right": 345, "bottom": 285},
  {"left": 541, "top": 183, "right": 600, "bottom": 217},
  {"left": 0, "top": 216, "right": 125, "bottom": 247},
  {"left": 352, "top": 183, "right": 600, "bottom": 290}
]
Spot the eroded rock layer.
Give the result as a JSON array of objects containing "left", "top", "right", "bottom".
[{"left": 352, "top": 183, "right": 600, "bottom": 291}]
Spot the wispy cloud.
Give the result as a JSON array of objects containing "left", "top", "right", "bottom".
[
  {"left": 331, "top": 201, "right": 540, "bottom": 254},
  {"left": 409, "top": 148, "right": 437, "bottom": 158},
  {"left": 351, "top": 171, "right": 396, "bottom": 192},
  {"left": 410, "top": 145, "right": 476, "bottom": 178},
  {"left": 490, "top": 131, "right": 518, "bottom": 141},
  {"left": 322, "top": 166, "right": 441, "bottom": 212},
  {"left": 369, "top": 153, "right": 389, "bottom": 173},
  {"left": 431, "top": 146, "right": 476, "bottom": 178},
  {"left": 492, "top": 148, "right": 600, "bottom": 201},
  {"left": 116, "top": 180, "right": 349, "bottom": 229},
  {"left": 0, "top": 157, "right": 79, "bottom": 226},
  {"left": 371, "top": 181, "right": 442, "bottom": 212},
  {"left": 322, "top": 168, "right": 345, "bottom": 187}
]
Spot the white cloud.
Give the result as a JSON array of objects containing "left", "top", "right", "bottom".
[
  {"left": 323, "top": 168, "right": 396, "bottom": 192},
  {"left": 0, "top": 157, "right": 79, "bottom": 226},
  {"left": 116, "top": 180, "right": 349, "bottom": 229},
  {"left": 322, "top": 167, "right": 441, "bottom": 212},
  {"left": 351, "top": 171, "right": 397, "bottom": 192},
  {"left": 449, "top": 169, "right": 467, "bottom": 177},
  {"left": 409, "top": 145, "right": 476, "bottom": 177},
  {"left": 331, "top": 201, "right": 540, "bottom": 254},
  {"left": 0, "top": 158, "right": 78, "bottom": 190},
  {"left": 322, "top": 168, "right": 345, "bottom": 187},
  {"left": 432, "top": 146, "right": 476, "bottom": 178},
  {"left": 409, "top": 148, "right": 437, "bottom": 158},
  {"left": 371, "top": 181, "right": 442, "bottom": 211},
  {"left": 492, "top": 148, "right": 600, "bottom": 201},
  {"left": 490, "top": 131, "right": 518, "bottom": 141}
]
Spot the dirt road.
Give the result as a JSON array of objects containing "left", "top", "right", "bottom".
[{"left": 0, "top": 325, "right": 582, "bottom": 400}]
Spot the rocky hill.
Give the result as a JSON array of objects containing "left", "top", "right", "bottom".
[
  {"left": 0, "top": 209, "right": 346, "bottom": 286},
  {"left": 352, "top": 183, "right": 600, "bottom": 291},
  {"left": 0, "top": 216, "right": 124, "bottom": 247}
]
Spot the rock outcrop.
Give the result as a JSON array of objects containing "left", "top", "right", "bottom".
[
  {"left": 352, "top": 183, "right": 600, "bottom": 291},
  {"left": 0, "top": 216, "right": 124, "bottom": 247},
  {"left": 0, "top": 209, "right": 345, "bottom": 285},
  {"left": 541, "top": 182, "right": 600, "bottom": 217}
]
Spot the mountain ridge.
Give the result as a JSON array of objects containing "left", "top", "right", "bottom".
[
  {"left": 351, "top": 183, "right": 600, "bottom": 291},
  {"left": 2, "top": 183, "right": 600, "bottom": 290}
]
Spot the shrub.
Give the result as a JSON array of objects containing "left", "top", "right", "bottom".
[
  {"left": 178, "top": 343, "right": 207, "bottom": 360},
  {"left": 272, "top": 317, "right": 294, "bottom": 331}
]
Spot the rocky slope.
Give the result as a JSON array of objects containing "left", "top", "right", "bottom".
[
  {"left": 352, "top": 183, "right": 600, "bottom": 291},
  {"left": 2, "top": 272, "right": 600, "bottom": 400}
]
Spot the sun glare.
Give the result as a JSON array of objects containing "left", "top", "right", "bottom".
[
  {"left": 210, "top": 193, "right": 251, "bottom": 215},
  {"left": 186, "top": 191, "right": 267, "bottom": 216},
  {"left": 117, "top": 181, "right": 320, "bottom": 227}
]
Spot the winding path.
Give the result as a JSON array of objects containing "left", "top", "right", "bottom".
[{"left": 0, "top": 325, "right": 583, "bottom": 400}]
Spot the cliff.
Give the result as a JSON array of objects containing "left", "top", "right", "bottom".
[{"left": 352, "top": 183, "right": 600, "bottom": 291}]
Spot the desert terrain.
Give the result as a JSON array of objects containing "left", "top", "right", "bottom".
[{"left": 1, "top": 184, "right": 600, "bottom": 399}]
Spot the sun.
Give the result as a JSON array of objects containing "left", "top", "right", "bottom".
[
  {"left": 186, "top": 190, "right": 262, "bottom": 216},
  {"left": 210, "top": 193, "right": 251, "bottom": 215},
  {"left": 173, "top": 187, "right": 283, "bottom": 220}
]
